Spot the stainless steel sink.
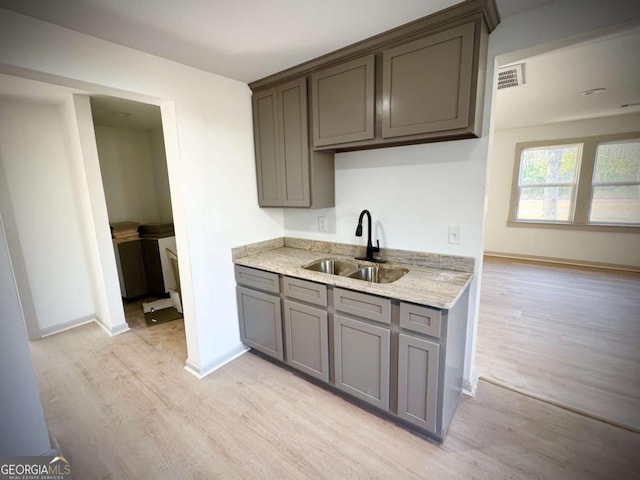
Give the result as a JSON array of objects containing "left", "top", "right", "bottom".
[
  {"left": 303, "top": 258, "right": 359, "bottom": 276},
  {"left": 348, "top": 265, "right": 409, "bottom": 284}
]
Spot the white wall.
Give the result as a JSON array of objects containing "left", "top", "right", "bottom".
[
  {"left": 485, "top": 113, "right": 640, "bottom": 268},
  {"left": 0, "top": 214, "right": 52, "bottom": 456},
  {"left": 285, "top": 124, "right": 488, "bottom": 392},
  {"left": 95, "top": 125, "right": 160, "bottom": 224},
  {"left": 61, "top": 95, "right": 128, "bottom": 335},
  {"left": 0, "top": 97, "right": 95, "bottom": 333},
  {"left": 0, "top": 9, "right": 283, "bottom": 375},
  {"left": 149, "top": 128, "right": 173, "bottom": 223}
]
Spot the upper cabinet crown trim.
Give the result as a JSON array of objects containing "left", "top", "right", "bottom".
[{"left": 248, "top": 0, "right": 499, "bottom": 92}]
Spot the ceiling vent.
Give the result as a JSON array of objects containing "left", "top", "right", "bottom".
[{"left": 497, "top": 64, "right": 524, "bottom": 90}]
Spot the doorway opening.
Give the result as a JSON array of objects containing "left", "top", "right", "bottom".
[
  {"left": 478, "top": 26, "right": 640, "bottom": 431},
  {"left": 90, "top": 96, "right": 183, "bottom": 331}
]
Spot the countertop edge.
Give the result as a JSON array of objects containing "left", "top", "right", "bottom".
[{"left": 233, "top": 247, "right": 473, "bottom": 310}]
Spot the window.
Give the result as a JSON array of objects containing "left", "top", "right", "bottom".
[
  {"left": 515, "top": 144, "right": 581, "bottom": 222},
  {"left": 589, "top": 140, "right": 640, "bottom": 224},
  {"left": 509, "top": 133, "right": 640, "bottom": 231}
]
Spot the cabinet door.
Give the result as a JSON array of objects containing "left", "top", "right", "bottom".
[
  {"left": 117, "top": 240, "right": 147, "bottom": 299},
  {"left": 253, "top": 88, "right": 282, "bottom": 206},
  {"left": 382, "top": 23, "right": 475, "bottom": 138},
  {"left": 283, "top": 300, "right": 329, "bottom": 382},
  {"left": 334, "top": 314, "right": 390, "bottom": 411},
  {"left": 236, "top": 286, "right": 283, "bottom": 361},
  {"left": 277, "top": 78, "right": 310, "bottom": 206},
  {"left": 140, "top": 238, "right": 165, "bottom": 295},
  {"left": 311, "top": 55, "right": 375, "bottom": 147},
  {"left": 397, "top": 333, "right": 440, "bottom": 433}
]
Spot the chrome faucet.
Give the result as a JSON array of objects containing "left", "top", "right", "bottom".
[{"left": 355, "top": 209, "right": 385, "bottom": 263}]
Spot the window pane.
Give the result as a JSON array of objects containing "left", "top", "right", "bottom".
[
  {"left": 593, "top": 141, "right": 640, "bottom": 183},
  {"left": 589, "top": 185, "right": 640, "bottom": 224},
  {"left": 519, "top": 145, "right": 580, "bottom": 185},
  {"left": 517, "top": 186, "right": 573, "bottom": 221}
]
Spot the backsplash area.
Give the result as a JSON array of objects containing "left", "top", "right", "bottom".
[{"left": 232, "top": 237, "right": 474, "bottom": 273}]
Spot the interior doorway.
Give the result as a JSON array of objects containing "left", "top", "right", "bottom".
[
  {"left": 478, "top": 26, "right": 640, "bottom": 431},
  {"left": 89, "top": 96, "right": 183, "bottom": 330}
]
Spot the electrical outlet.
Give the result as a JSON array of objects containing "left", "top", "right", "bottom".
[
  {"left": 318, "top": 216, "right": 328, "bottom": 232},
  {"left": 448, "top": 226, "right": 461, "bottom": 245}
]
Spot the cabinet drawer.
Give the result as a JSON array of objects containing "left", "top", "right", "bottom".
[
  {"left": 283, "top": 276, "right": 327, "bottom": 307},
  {"left": 333, "top": 288, "right": 391, "bottom": 324},
  {"left": 235, "top": 265, "right": 280, "bottom": 294},
  {"left": 400, "top": 302, "right": 442, "bottom": 338}
]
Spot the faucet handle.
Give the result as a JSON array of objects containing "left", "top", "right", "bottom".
[{"left": 373, "top": 239, "right": 380, "bottom": 252}]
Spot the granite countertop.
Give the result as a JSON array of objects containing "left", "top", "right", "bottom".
[{"left": 233, "top": 246, "right": 473, "bottom": 309}]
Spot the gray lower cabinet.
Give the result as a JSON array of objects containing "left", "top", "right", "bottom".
[
  {"left": 333, "top": 314, "right": 390, "bottom": 411},
  {"left": 311, "top": 55, "right": 375, "bottom": 147},
  {"left": 397, "top": 333, "right": 440, "bottom": 433},
  {"left": 115, "top": 240, "right": 147, "bottom": 299},
  {"left": 140, "top": 238, "right": 165, "bottom": 295},
  {"left": 234, "top": 264, "right": 469, "bottom": 443},
  {"left": 236, "top": 286, "right": 283, "bottom": 361},
  {"left": 283, "top": 300, "right": 329, "bottom": 382},
  {"left": 252, "top": 77, "right": 334, "bottom": 208}
]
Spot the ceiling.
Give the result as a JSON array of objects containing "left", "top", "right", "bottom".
[
  {"left": 494, "top": 26, "right": 640, "bottom": 129},
  {"left": 4, "top": 0, "right": 635, "bottom": 131},
  {"left": 90, "top": 96, "right": 162, "bottom": 130},
  {"left": 0, "top": 0, "right": 555, "bottom": 83}
]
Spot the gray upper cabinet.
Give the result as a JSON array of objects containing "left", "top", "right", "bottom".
[
  {"left": 250, "top": 1, "right": 498, "bottom": 154},
  {"left": 252, "top": 77, "right": 335, "bottom": 208},
  {"left": 253, "top": 78, "right": 308, "bottom": 207},
  {"left": 311, "top": 55, "right": 375, "bottom": 147},
  {"left": 382, "top": 23, "right": 476, "bottom": 139},
  {"left": 278, "top": 79, "right": 310, "bottom": 206},
  {"left": 253, "top": 88, "right": 282, "bottom": 206}
]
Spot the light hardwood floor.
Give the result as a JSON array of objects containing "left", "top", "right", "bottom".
[
  {"left": 30, "top": 318, "right": 639, "bottom": 479},
  {"left": 476, "top": 256, "right": 640, "bottom": 431}
]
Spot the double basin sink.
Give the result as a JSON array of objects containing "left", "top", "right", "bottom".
[{"left": 303, "top": 258, "right": 408, "bottom": 284}]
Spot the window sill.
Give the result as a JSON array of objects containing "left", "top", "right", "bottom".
[{"left": 507, "top": 220, "right": 640, "bottom": 234}]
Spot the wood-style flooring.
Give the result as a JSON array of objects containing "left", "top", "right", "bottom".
[
  {"left": 477, "top": 255, "right": 640, "bottom": 431},
  {"left": 30, "top": 317, "right": 639, "bottom": 479}
]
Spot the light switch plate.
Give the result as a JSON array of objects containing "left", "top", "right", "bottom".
[
  {"left": 318, "top": 216, "right": 328, "bottom": 232},
  {"left": 448, "top": 226, "right": 461, "bottom": 244}
]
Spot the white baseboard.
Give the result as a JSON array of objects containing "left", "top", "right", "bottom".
[
  {"left": 184, "top": 344, "right": 250, "bottom": 379},
  {"left": 39, "top": 315, "right": 95, "bottom": 338},
  {"left": 484, "top": 251, "right": 640, "bottom": 272},
  {"left": 94, "top": 317, "right": 130, "bottom": 337},
  {"left": 462, "top": 366, "right": 478, "bottom": 397}
]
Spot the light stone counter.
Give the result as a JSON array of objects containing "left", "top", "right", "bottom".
[{"left": 232, "top": 239, "right": 474, "bottom": 309}]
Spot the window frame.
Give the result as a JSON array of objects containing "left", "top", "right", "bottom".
[{"left": 508, "top": 132, "right": 640, "bottom": 233}]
